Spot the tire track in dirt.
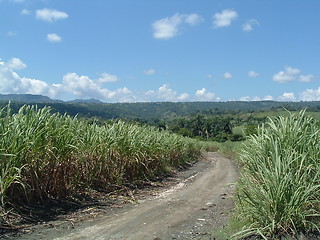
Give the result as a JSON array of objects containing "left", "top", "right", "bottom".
[{"left": 15, "top": 152, "right": 239, "bottom": 240}]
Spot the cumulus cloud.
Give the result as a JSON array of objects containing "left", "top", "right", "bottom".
[
  {"left": 145, "top": 84, "right": 190, "bottom": 102},
  {"left": 152, "top": 13, "right": 203, "bottom": 39},
  {"left": 1, "top": 58, "right": 225, "bottom": 103},
  {"left": 6, "top": 57, "right": 26, "bottom": 70},
  {"left": 223, "top": 72, "right": 232, "bottom": 79},
  {"left": 239, "top": 95, "right": 275, "bottom": 101},
  {"left": 273, "top": 66, "right": 316, "bottom": 84},
  {"left": 239, "top": 96, "right": 267, "bottom": 101},
  {"left": 300, "top": 88, "right": 320, "bottom": 101},
  {"left": 145, "top": 85, "right": 218, "bottom": 102},
  {"left": 252, "top": 96, "right": 261, "bottom": 101},
  {"left": 248, "top": 70, "right": 259, "bottom": 78},
  {"left": 177, "top": 93, "right": 190, "bottom": 101},
  {"left": 239, "top": 93, "right": 298, "bottom": 102},
  {"left": 144, "top": 69, "right": 156, "bottom": 75},
  {"left": 195, "top": 88, "right": 216, "bottom": 101},
  {"left": 36, "top": 8, "right": 68, "bottom": 22},
  {"left": 279, "top": 92, "right": 296, "bottom": 101},
  {"left": 273, "top": 66, "right": 301, "bottom": 83},
  {"left": 0, "top": 57, "right": 136, "bottom": 102},
  {"left": 152, "top": 14, "right": 182, "bottom": 39},
  {"left": 213, "top": 9, "right": 238, "bottom": 28},
  {"left": 97, "top": 72, "right": 118, "bottom": 83},
  {"left": 242, "top": 19, "right": 260, "bottom": 31},
  {"left": 299, "top": 74, "right": 314, "bottom": 82},
  {"left": 158, "top": 84, "right": 180, "bottom": 101},
  {"left": 47, "top": 33, "right": 62, "bottom": 42},
  {"left": 239, "top": 96, "right": 250, "bottom": 101},
  {"left": 62, "top": 73, "right": 131, "bottom": 101},
  {"left": 0, "top": 59, "right": 59, "bottom": 97},
  {"left": 263, "top": 95, "right": 274, "bottom": 101}
]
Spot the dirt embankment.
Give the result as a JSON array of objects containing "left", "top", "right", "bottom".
[{"left": 7, "top": 152, "right": 239, "bottom": 240}]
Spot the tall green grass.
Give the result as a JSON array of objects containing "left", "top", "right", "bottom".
[
  {"left": 0, "top": 104, "right": 202, "bottom": 213},
  {"left": 232, "top": 111, "right": 320, "bottom": 239}
]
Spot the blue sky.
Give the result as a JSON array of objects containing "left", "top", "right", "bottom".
[{"left": 1, "top": 0, "right": 320, "bottom": 102}]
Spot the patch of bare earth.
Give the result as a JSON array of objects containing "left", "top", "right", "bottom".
[{"left": 2, "top": 152, "right": 239, "bottom": 240}]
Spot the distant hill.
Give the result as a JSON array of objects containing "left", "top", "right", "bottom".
[
  {"left": 68, "top": 98, "right": 103, "bottom": 104},
  {"left": 0, "top": 94, "right": 62, "bottom": 103},
  {"left": 0, "top": 94, "right": 320, "bottom": 121}
]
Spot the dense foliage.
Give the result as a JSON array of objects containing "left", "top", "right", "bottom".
[
  {"left": 232, "top": 111, "right": 320, "bottom": 239},
  {"left": 0, "top": 104, "right": 203, "bottom": 216},
  {"left": 168, "top": 115, "right": 244, "bottom": 142}
]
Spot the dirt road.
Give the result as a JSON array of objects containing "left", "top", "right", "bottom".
[{"left": 14, "top": 152, "right": 239, "bottom": 240}]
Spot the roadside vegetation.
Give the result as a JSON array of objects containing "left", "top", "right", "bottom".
[
  {"left": 231, "top": 111, "right": 320, "bottom": 239},
  {"left": 2, "top": 99, "right": 320, "bottom": 238},
  {"left": 0, "top": 104, "right": 203, "bottom": 224}
]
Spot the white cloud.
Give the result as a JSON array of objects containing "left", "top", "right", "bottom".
[
  {"left": 242, "top": 19, "right": 260, "bottom": 31},
  {"left": 145, "top": 84, "right": 190, "bottom": 102},
  {"left": 195, "top": 88, "right": 216, "bottom": 101},
  {"left": 145, "top": 90, "right": 155, "bottom": 95},
  {"left": 47, "top": 33, "right": 62, "bottom": 42},
  {"left": 1, "top": 58, "right": 225, "bottom": 103},
  {"left": 248, "top": 70, "right": 259, "bottom": 78},
  {"left": 195, "top": 88, "right": 206, "bottom": 96},
  {"left": 263, "top": 95, "right": 274, "bottom": 101},
  {"left": 177, "top": 93, "right": 189, "bottom": 101},
  {"left": 21, "top": 9, "right": 31, "bottom": 15},
  {"left": 239, "top": 96, "right": 250, "bottom": 101},
  {"left": 62, "top": 73, "right": 122, "bottom": 99},
  {"left": 252, "top": 96, "right": 261, "bottom": 101},
  {"left": 61, "top": 73, "right": 137, "bottom": 102},
  {"left": 146, "top": 85, "right": 217, "bottom": 102},
  {"left": 158, "top": 84, "right": 179, "bottom": 101},
  {"left": 36, "top": 8, "right": 68, "bottom": 22},
  {"left": 273, "top": 66, "right": 301, "bottom": 83},
  {"left": 279, "top": 92, "right": 296, "bottom": 101},
  {"left": 223, "top": 72, "right": 232, "bottom": 79},
  {"left": 0, "top": 57, "right": 136, "bottom": 102},
  {"left": 0, "top": 60, "right": 59, "bottom": 97},
  {"left": 299, "top": 74, "right": 314, "bottom": 82},
  {"left": 152, "top": 13, "right": 203, "bottom": 39},
  {"left": 239, "top": 95, "right": 275, "bottom": 101},
  {"left": 207, "top": 74, "right": 213, "bottom": 78},
  {"left": 144, "top": 69, "right": 156, "bottom": 75},
  {"left": 6, "top": 57, "right": 26, "bottom": 70},
  {"left": 239, "top": 93, "right": 297, "bottom": 102},
  {"left": 213, "top": 9, "right": 238, "bottom": 28},
  {"left": 97, "top": 72, "right": 118, "bottom": 83},
  {"left": 185, "top": 13, "right": 204, "bottom": 26},
  {"left": 300, "top": 88, "right": 320, "bottom": 101},
  {"left": 152, "top": 14, "right": 183, "bottom": 39}
]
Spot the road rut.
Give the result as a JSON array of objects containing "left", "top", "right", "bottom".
[{"left": 16, "top": 152, "right": 239, "bottom": 240}]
